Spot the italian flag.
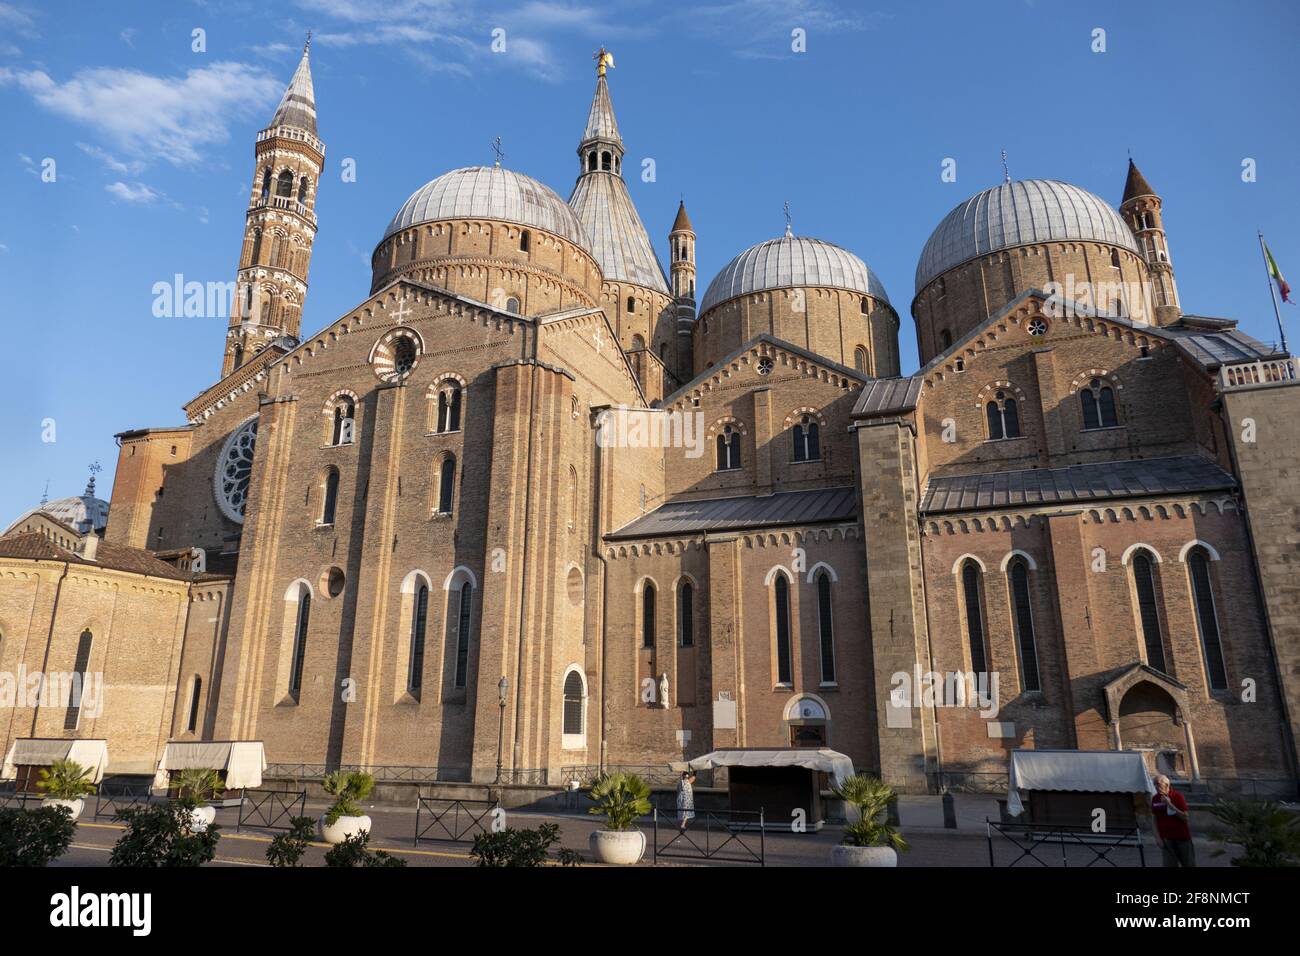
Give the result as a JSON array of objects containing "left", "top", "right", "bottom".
[{"left": 1265, "top": 242, "right": 1292, "bottom": 303}]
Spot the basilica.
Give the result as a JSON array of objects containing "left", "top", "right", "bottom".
[{"left": 3, "top": 46, "right": 1299, "bottom": 794}]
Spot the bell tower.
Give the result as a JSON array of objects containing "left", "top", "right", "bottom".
[
  {"left": 669, "top": 200, "right": 696, "bottom": 378},
  {"left": 1120, "top": 158, "right": 1180, "bottom": 327},
  {"left": 222, "top": 39, "right": 324, "bottom": 378}
]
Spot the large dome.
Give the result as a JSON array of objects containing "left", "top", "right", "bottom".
[
  {"left": 915, "top": 180, "right": 1139, "bottom": 293},
  {"left": 700, "top": 234, "right": 891, "bottom": 315},
  {"left": 42, "top": 492, "right": 109, "bottom": 534},
  {"left": 382, "top": 166, "right": 590, "bottom": 249}
]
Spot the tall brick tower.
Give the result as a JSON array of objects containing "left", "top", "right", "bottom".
[
  {"left": 1119, "top": 159, "right": 1180, "bottom": 326},
  {"left": 221, "top": 39, "right": 324, "bottom": 378},
  {"left": 669, "top": 200, "right": 696, "bottom": 378}
]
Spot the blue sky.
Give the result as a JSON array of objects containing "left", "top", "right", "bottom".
[{"left": 1, "top": 0, "right": 1298, "bottom": 521}]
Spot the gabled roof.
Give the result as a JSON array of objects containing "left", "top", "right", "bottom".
[
  {"left": 608, "top": 486, "right": 857, "bottom": 540},
  {"left": 852, "top": 376, "right": 924, "bottom": 418},
  {"left": 920, "top": 455, "right": 1235, "bottom": 515},
  {"left": 661, "top": 333, "right": 868, "bottom": 407},
  {"left": 0, "top": 531, "right": 226, "bottom": 582}
]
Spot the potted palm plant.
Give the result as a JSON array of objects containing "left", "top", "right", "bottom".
[
  {"left": 37, "top": 759, "right": 97, "bottom": 821},
  {"left": 318, "top": 770, "right": 375, "bottom": 845},
  {"left": 171, "top": 768, "right": 224, "bottom": 832},
  {"left": 830, "top": 774, "right": 909, "bottom": 867},
  {"left": 586, "top": 771, "right": 651, "bottom": 864}
]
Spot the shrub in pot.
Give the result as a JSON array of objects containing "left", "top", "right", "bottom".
[
  {"left": 36, "top": 758, "right": 97, "bottom": 821},
  {"left": 1207, "top": 798, "right": 1300, "bottom": 867},
  {"left": 319, "top": 770, "right": 375, "bottom": 844},
  {"left": 0, "top": 805, "right": 77, "bottom": 866},
  {"left": 586, "top": 771, "right": 651, "bottom": 864},
  {"left": 110, "top": 801, "right": 221, "bottom": 867},
  {"left": 830, "top": 774, "right": 909, "bottom": 867},
  {"left": 170, "top": 768, "right": 223, "bottom": 832}
]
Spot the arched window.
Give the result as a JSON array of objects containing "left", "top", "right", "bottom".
[
  {"left": 601, "top": 151, "right": 611, "bottom": 171},
  {"left": 64, "top": 629, "right": 94, "bottom": 730},
  {"left": 816, "top": 571, "right": 835, "bottom": 684},
  {"left": 774, "top": 574, "right": 793, "bottom": 685},
  {"left": 436, "top": 456, "right": 456, "bottom": 514},
  {"left": 260, "top": 169, "right": 271, "bottom": 201},
  {"left": 297, "top": 176, "right": 309, "bottom": 204},
  {"left": 1080, "top": 378, "right": 1119, "bottom": 429},
  {"left": 793, "top": 415, "right": 821, "bottom": 462},
  {"left": 626, "top": 296, "right": 636, "bottom": 313},
  {"left": 860, "top": 297, "right": 869, "bottom": 315},
  {"left": 505, "top": 296, "right": 521, "bottom": 314},
  {"left": 186, "top": 676, "right": 203, "bottom": 733},
  {"left": 985, "top": 390, "right": 1020, "bottom": 439},
  {"left": 716, "top": 425, "right": 741, "bottom": 470},
  {"left": 563, "top": 670, "right": 585, "bottom": 737},
  {"left": 289, "top": 591, "right": 310, "bottom": 695},
  {"left": 631, "top": 334, "right": 645, "bottom": 350},
  {"left": 1110, "top": 247, "right": 1121, "bottom": 269},
  {"left": 1131, "top": 552, "right": 1167, "bottom": 672},
  {"left": 394, "top": 337, "right": 417, "bottom": 377},
  {"left": 409, "top": 584, "right": 429, "bottom": 691},
  {"left": 1008, "top": 560, "right": 1041, "bottom": 691},
  {"left": 452, "top": 581, "right": 473, "bottom": 688},
  {"left": 642, "top": 582, "right": 656, "bottom": 649},
  {"left": 520, "top": 230, "right": 530, "bottom": 252},
  {"left": 960, "top": 561, "right": 988, "bottom": 674},
  {"left": 332, "top": 398, "right": 355, "bottom": 445},
  {"left": 233, "top": 345, "right": 244, "bottom": 369},
  {"left": 275, "top": 169, "right": 294, "bottom": 198},
  {"left": 588, "top": 151, "right": 597, "bottom": 172},
  {"left": 1187, "top": 549, "right": 1228, "bottom": 690},
  {"left": 250, "top": 229, "right": 263, "bottom": 264},
  {"left": 678, "top": 581, "right": 694, "bottom": 647},
  {"left": 854, "top": 346, "right": 869, "bottom": 373},
  {"left": 567, "top": 466, "right": 578, "bottom": 532},
  {"left": 939, "top": 329, "right": 952, "bottom": 350},
  {"left": 437, "top": 384, "right": 463, "bottom": 433},
  {"left": 320, "top": 467, "right": 339, "bottom": 525}
]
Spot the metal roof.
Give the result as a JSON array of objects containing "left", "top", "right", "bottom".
[
  {"left": 700, "top": 234, "right": 891, "bottom": 315},
  {"left": 1161, "top": 325, "right": 1286, "bottom": 370},
  {"left": 920, "top": 456, "right": 1235, "bottom": 515},
  {"left": 582, "top": 74, "right": 620, "bottom": 143},
  {"left": 608, "top": 486, "right": 858, "bottom": 539},
  {"left": 382, "top": 166, "right": 590, "bottom": 248},
  {"left": 853, "top": 376, "right": 924, "bottom": 418},
  {"left": 269, "top": 47, "right": 316, "bottom": 134},
  {"left": 915, "top": 180, "right": 1139, "bottom": 293},
  {"left": 569, "top": 171, "right": 668, "bottom": 293}
]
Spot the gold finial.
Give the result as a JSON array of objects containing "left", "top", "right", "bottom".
[{"left": 593, "top": 47, "right": 615, "bottom": 77}]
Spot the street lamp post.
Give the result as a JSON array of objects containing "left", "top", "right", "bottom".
[{"left": 494, "top": 676, "right": 508, "bottom": 785}]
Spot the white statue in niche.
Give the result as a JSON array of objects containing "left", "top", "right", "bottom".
[{"left": 659, "top": 672, "right": 670, "bottom": 709}]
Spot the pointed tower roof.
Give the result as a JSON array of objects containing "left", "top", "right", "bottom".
[
  {"left": 1122, "top": 158, "right": 1155, "bottom": 204},
  {"left": 270, "top": 40, "right": 317, "bottom": 134},
  {"left": 568, "top": 60, "right": 668, "bottom": 294},
  {"left": 672, "top": 200, "right": 693, "bottom": 233}
]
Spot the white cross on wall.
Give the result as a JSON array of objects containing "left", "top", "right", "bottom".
[{"left": 391, "top": 298, "right": 413, "bottom": 323}]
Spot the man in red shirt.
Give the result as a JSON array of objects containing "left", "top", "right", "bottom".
[{"left": 1151, "top": 774, "right": 1195, "bottom": 867}]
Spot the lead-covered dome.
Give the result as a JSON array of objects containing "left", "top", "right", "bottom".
[
  {"left": 915, "top": 180, "right": 1139, "bottom": 293},
  {"left": 382, "top": 166, "right": 590, "bottom": 250},
  {"left": 700, "top": 234, "right": 891, "bottom": 315}
]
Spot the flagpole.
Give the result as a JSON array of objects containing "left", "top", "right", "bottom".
[{"left": 1259, "top": 230, "right": 1289, "bottom": 354}]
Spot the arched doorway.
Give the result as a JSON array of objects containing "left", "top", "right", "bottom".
[
  {"left": 1118, "top": 681, "right": 1185, "bottom": 777},
  {"left": 784, "top": 695, "right": 829, "bottom": 748}
]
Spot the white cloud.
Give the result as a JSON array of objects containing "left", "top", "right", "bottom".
[
  {"left": 105, "top": 181, "right": 162, "bottom": 203},
  {"left": 0, "top": 3, "right": 38, "bottom": 39},
  {"left": 77, "top": 141, "right": 142, "bottom": 175},
  {"left": 0, "top": 61, "right": 283, "bottom": 166},
  {"left": 119, "top": 28, "right": 137, "bottom": 47}
]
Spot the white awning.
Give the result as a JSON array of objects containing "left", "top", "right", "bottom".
[
  {"left": 1, "top": 738, "right": 109, "bottom": 783},
  {"left": 1006, "top": 749, "right": 1155, "bottom": 815},
  {"left": 687, "top": 748, "right": 855, "bottom": 787},
  {"left": 156, "top": 741, "right": 266, "bottom": 789}
]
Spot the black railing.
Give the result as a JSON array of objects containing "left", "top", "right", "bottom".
[
  {"left": 93, "top": 781, "right": 153, "bottom": 820},
  {"left": 496, "top": 768, "right": 548, "bottom": 785},
  {"left": 0, "top": 788, "right": 43, "bottom": 810},
  {"left": 652, "top": 808, "right": 765, "bottom": 866},
  {"left": 986, "top": 819, "right": 1146, "bottom": 867},
  {"left": 237, "top": 789, "right": 307, "bottom": 832},
  {"left": 930, "top": 771, "right": 1007, "bottom": 794},
  {"left": 562, "top": 765, "right": 715, "bottom": 789},
  {"left": 264, "top": 763, "right": 473, "bottom": 784},
  {"left": 414, "top": 797, "right": 500, "bottom": 844}
]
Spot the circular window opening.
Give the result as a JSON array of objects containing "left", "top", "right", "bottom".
[
  {"left": 757, "top": 356, "right": 774, "bottom": 375},
  {"left": 321, "top": 566, "right": 345, "bottom": 598},
  {"left": 394, "top": 337, "right": 417, "bottom": 376},
  {"left": 1027, "top": 317, "right": 1048, "bottom": 337}
]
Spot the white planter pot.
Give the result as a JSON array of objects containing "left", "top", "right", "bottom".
[
  {"left": 188, "top": 805, "right": 217, "bottom": 832},
  {"left": 589, "top": 828, "right": 645, "bottom": 865},
  {"left": 831, "top": 844, "right": 898, "bottom": 867},
  {"left": 318, "top": 813, "right": 372, "bottom": 845},
  {"left": 42, "top": 798, "right": 85, "bottom": 820}
]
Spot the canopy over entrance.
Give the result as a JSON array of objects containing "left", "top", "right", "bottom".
[
  {"left": 155, "top": 740, "right": 266, "bottom": 789},
  {"left": 686, "top": 748, "right": 855, "bottom": 787},
  {"left": 1006, "top": 748, "right": 1154, "bottom": 816},
  {"left": 1, "top": 738, "right": 109, "bottom": 783}
]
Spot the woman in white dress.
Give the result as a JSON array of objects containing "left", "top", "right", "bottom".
[{"left": 676, "top": 770, "right": 696, "bottom": 831}]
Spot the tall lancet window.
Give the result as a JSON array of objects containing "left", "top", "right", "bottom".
[
  {"left": 716, "top": 425, "right": 741, "bottom": 471},
  {"left": 793, "top": 415, "right": 821, "bottom": 462}
]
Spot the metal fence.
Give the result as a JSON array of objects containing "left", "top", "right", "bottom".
[
  {"left": 93, "top": 781, "right": 154, "bottom": 820},
  {"left": 414, "top": 796, "right": 500, "bottom": 845},
  {"left": 1194, "top": 777, "right": 1299, "bottom": 802},
  {"left": 236, "top": 789, "right": 307, "bottom": 832},
  {"left": 562, "top": 764, "right": 715, "bottom": 789},
  {"left": 986, "top": 820, "right": 1146, "bottom": 867},
  {"left": 930, "top": 771, "right": 1008, "bottom": 794},
  {"left": 652, "top": 807, "right": 765, "bottom": 866},
  {"left": 264, "top": 764, "right": 474, "bottom": 784},
  {"left": 0, "top": 788, "right": 42, "bottom": 810}
]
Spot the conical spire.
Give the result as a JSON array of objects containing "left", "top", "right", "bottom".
[
  {"left": 582, "top": 73, "right": 621, "bottom": 148},
  {"left": 672, "top": 200, "right": 693, "bottom": 233},
  {"left": 1122, "top": 158, "right": 1155, "bottom": 203},
  {"left": 270, "top": 38, "right": 317, "bottom": 134}
]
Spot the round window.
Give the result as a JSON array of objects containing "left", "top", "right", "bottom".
[{"left": 213, "top": 417, "right": 258, "bottom": 523}]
